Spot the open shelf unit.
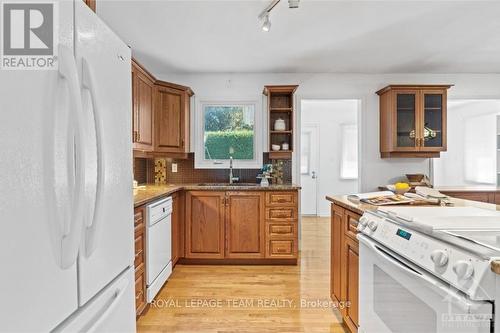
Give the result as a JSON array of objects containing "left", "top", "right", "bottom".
[{"left": 263, "top": 85, "right": 299, "bottom": 160}]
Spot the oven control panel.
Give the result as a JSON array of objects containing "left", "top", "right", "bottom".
[{"left": 359, "top": 211, "right": 495, "bottom": 300}]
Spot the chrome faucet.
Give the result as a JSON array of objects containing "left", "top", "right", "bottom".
[{"left": 229, "top": 156, "right": 239, "bottom": 184}]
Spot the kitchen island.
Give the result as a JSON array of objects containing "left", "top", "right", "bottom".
[{"left": 326, "top": 194, "right": 500, "bottom": 333}]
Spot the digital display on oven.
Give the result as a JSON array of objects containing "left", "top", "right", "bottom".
[{"left": 396, "top": 228, "right": 412, "bottom": 240}]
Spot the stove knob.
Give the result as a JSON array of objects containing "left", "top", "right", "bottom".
[
  {"left": 357, "top": 216, "right": 369, "bottom": 231},
  {"left": 368, "top": 220, "right": 378, "bottom": 231},
  {"left": 430, "top": 250, "right": 448, "bottom": 267},
  {"left": 453, "top": 260, "right": 474, "bottom": 280}
]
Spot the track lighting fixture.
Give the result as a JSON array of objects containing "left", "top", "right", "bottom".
[
  {"left": 288, "top": 0, "right": 300, "bottom": 9},
  {"left": 262, "top": 14, "right": 271, "bottom": 32},
  {"left": 258, "top": 0, "right": 299, "bottom": 32}
]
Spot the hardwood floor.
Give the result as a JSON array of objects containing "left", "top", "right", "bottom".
[{"left": 137, "top": 216, "right": 346, "bottom": 333}]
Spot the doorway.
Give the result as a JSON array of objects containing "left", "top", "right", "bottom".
[{"left": 299, "top": 99, "right": 360, "bottom": 217}]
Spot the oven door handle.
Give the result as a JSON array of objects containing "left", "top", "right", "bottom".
[{"left": 358, "top": 234, "right": 486, "bottom": 313}]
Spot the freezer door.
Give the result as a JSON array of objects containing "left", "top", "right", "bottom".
[
  {"left": 53, "top": 267, "right": 136, "bottom": 333},
  {"left": 0, "top": 1, "right": 82, "bottom": 331},
  {"left": 74, "top": 1, "right": 134, "bottom": 305}
]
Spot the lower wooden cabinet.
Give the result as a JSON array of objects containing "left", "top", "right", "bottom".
[
  {"left": 342, "top": 235, "right": 359, "bottom": 332},
  {"left": 134, "top": 207, "right": 147, "bottom": 316},
  {"left": 331, "top": 204, "right": 343, "bottom": 303},
  {"left": 330, "top": 203, "right": 360, "bottom": 333},
  {"left": 185, "top": 191, "right": 226, "bottom": 259},
  {"left": 225, "top": 192, "right": 265, "bottom": 259},
  {"left": 185, "top": 190, "right": 298, "bottom": 261},
  {"left": 171, "top": 191, "right": 185, "bottom": 265}
]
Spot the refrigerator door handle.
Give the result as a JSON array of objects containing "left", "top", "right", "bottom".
[
  {"left": 81, "top": 58, "right": 105, "bottom": 257},
  {"left": 84, "top": 277, "right": 129, "bottom": 333},
  {"left": 58, "top": 44, "right": 86, "bottom": 269}
]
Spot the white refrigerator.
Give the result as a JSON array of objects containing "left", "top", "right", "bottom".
[{"left": 0, "top": 0, "right": 136, "bottom": 331}]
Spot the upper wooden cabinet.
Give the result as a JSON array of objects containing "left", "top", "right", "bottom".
[
  {"left": 131, "top": 59, "right": 194, "bottom": 157},
  {"left": 377, "top": 85, "right": 452, "bottom": 158},
  {"left": 264, "top": 85, "right": 299, "bottom": 160},
  {"left": 154, "top": 82, "right": 192, "bottom": 156},
  {"left": 132, "top": 60, "right": 155, "bottom": 152}
]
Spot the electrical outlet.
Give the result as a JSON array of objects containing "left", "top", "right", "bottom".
[{"left": 172, "top": 163, "right": 178, "bottom": 173}]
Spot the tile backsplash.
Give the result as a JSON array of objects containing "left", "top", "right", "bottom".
[{"left": 141, "top": 153, "right": 292, "bottom": 184}]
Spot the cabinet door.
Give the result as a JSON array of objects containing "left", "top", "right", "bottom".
[
  {"left": 341, "top": 236, "right": 359, "bottom": 333},
  {"left": 155, "top": 86, "right": 187, "bottom": 153},
  {"left": 393, "top": 90, "right": 419, "bottom": 151},
  {"left": 420, "top": 90, "right": 446, "bottom": 151},
  {"left": 132, "top": 65, "right": 154, "bottom": 151},
  {"left": 171, "top": 192, "right": 184, "bottom": 266},
  {"left": 185, "top": 191, "right": 225, "bottom": 259},
  {"left": 225, "top": 192, "right": 265, "bottom": 259},
  {"left": 331, "top": 204, "right": 343, "bottom": 304}
]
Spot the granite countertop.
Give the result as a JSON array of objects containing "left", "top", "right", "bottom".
[
  {"left": 326, "top": 194, "right": 500, "bottom": 215},
  {"left": 437, "top": 186, "right": 500, "bottom": 192},
  {"left": 326, "top": 194, "right": 500, "bottom": 274},
  {"left": 134, "top": 183, "right": 301, "bottom": 207}
]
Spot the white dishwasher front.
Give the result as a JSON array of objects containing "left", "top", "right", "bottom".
[{"left": 146, "top": 197, "right": 173, "bottom": 302}]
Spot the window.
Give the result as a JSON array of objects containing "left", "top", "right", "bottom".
[
  {"left": 195, "top": 101, "right": 262, "bottom": 169},
  {"left": 300, "top": 131, "right": 311, "bottom": 175},
  {"left": 340, "top": 124, "right": 358, "bottom": 179}
]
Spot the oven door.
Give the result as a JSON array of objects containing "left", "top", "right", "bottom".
[{"left": 358, "top": 234, "right": 492, "bottom": 333}]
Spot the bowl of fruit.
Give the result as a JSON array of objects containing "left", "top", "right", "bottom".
[{"left": 387, "top": 182, "right": 411, "bottom": 195}]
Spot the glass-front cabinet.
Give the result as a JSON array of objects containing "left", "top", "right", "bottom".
[{"left": 377, "top": 85, "right": 451, "bottom": 158}]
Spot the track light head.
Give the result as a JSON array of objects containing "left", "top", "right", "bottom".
[
  {"left": 288, "top": 0, "right": 299, "bottom": 8},
  {"left": 262, "top": 14, "right": 271, "bottom": 32}
]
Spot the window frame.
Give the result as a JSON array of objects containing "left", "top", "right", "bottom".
[{"left": 194, "top": 100, "right": 262, "bottom": 169}]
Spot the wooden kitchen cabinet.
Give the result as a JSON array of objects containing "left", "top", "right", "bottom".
[
  {"left": 377, "top": 85, "right": 452, "bottom": 158},
  {"left": 264, "top": 191, "right": 298, "bottom": 259},
  {"left": 225, "top": 192, "right": 265, "bottom": 259},
  {"left": 330, "top": 202, "right": 360, "bottom": 333},
  {"left": 341, "top": 235, "right": 359, "bottom": 333},
  {"left": 154, "top": 81, "right": 193, "bottom": 156},
  {"left": 132, "top": 60, "right": 155, "bottom": 152},
  {"left": 171, "top": 191, "right": 185, "bottom": 266},
  {"left": 331, "top": 204, "right": 343, "bottom": 304},
  {"left": 131, "top": 59, "right": 194, "bottom": 157},
  {"left": 184, "top": 190, "right": 298, "bottom": 262},
  {"left": 185, "top": 191, "right": 226, "bottom": 259},
  {"left": 134, "top": 206, "right": 147, "bottom": 316}
]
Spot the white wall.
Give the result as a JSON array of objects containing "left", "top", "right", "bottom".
[
  {"left": 158, "top": 72, "right": 500, "bottom": 192},
  {"left": 434, "top": 100, "right": 500, "bottom": 186},
  {"left": 301, "top": 100, "right": 359, "bottom": 216}
]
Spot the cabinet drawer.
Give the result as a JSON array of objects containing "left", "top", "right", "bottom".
[
  {"left": 265, "top": 192, "right": 297, "bottom": 206},
  {"left": 267, "top": 223, "right": 295, "bottom": 238},
  {"left": 265, "top": 207, "right": 297, "bottom": 221},
  {"left": 134, "top": 208, "right": 144, "bottom": 226},
  {"left": 134, "top": 234, "right": 144, "bottom": 268},
  {"left": 266, "top": 240, "right": 296, "bottom": 258},
  {"left": 135, "top": 262, "right": 145, "bottom": 280},
  {"left": 135, "top": 273, "right": 146, "bottom": 314},
  {"left": 344, "top": 210, "right": 361, "bottom": 241}
]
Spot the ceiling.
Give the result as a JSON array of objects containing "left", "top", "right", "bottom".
[{"left": 98, "top": 0, "right": 500, "bottom": 74}]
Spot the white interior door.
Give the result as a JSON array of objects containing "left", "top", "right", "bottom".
[
  {"left": 0, "top": 1, "right": 80, "bottom": 331},
  {"left": 300, "top": 124, "right": 319, "bottom": 215},
  {"left": 75, "top": 1, "right": 134, "bottom": 305}
]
